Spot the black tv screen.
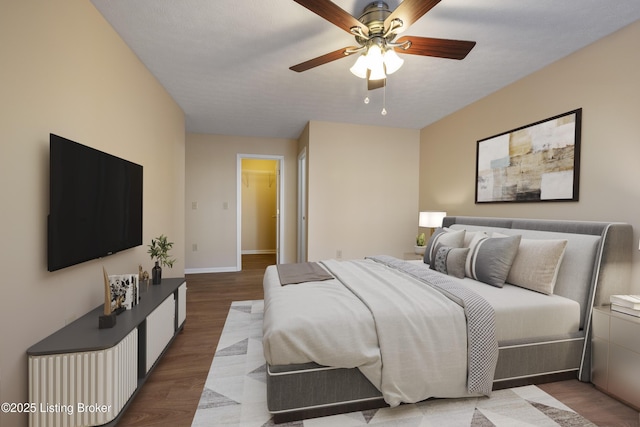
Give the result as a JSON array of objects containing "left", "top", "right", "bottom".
[{"left": 48, "top": 134, "right": 143, "bottom": 271}]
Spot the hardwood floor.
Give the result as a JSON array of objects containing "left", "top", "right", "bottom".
[
  {"left": 539, "top": 380, "right": 639, "bottom": 426},
  {"left": 117, "top": 254, "right": 270, "bottom": 427},
  {"left": 118, "top": 254, "right": 639, "bottom": 427}
]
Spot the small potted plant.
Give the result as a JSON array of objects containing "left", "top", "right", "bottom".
[
  {"left": 148, "top": 234, "right": 176, "bottom": 285},
  {"left": 415, "top": 232, "right": 427, "bottom": 255}
]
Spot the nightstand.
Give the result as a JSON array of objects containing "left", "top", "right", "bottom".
[
  {"left": 591, "top": 306, "right": 640, "bottom": 410},
  {"left": 403, "top": 252, "right": 424, "bottom": 261}
]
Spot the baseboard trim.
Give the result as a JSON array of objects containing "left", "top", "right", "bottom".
[
  {"left": 185, "top": 266, "right": 239, "bottom": 274},
  {"left": 241, "top": 249, "right": 276, "bottom": 255}
]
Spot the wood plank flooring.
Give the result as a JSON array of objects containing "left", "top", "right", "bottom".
[{"left": 117, "top": 254, "right": 639, "bottom": 427}]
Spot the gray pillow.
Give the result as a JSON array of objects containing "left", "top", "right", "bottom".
[
  {"left": 424, "top": 228, "right": 465, "bottom": 264},
  {"left": 430, "top": 245, "right": 470, "bottom": 279},
  {"left": 467, "top": 235, "right": 522, "bottom": 287}
]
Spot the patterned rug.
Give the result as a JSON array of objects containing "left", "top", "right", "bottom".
[{"left": 192, "top": 300, "right": 595, "bottom": 427}]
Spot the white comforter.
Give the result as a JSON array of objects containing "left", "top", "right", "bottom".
[{"left": 262, "top": 258, "right": 472, "bottom": 406}]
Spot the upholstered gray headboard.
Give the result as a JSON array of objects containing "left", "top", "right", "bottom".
[
  {"left": 442, "top": 216, "right": 632, "bottom": 309},
  {"left": 442, "top": 216, "right": 632, "bottom": 381}
]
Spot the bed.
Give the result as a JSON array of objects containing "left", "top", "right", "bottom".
[{"left": 262, "top": 216, "right": 632, "bottom": 423}]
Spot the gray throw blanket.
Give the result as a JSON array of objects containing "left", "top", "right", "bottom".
[
  {"left": 276, "top": 262, "right": 333, "bottom": 285},
  {"left": 367, "top": 255, "right": 499, "bottom": 395}
]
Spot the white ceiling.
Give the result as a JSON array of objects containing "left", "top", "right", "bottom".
[{"left": 90, "top": 0, "right": 640, "bottom": 140}]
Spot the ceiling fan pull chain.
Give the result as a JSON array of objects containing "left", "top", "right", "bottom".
[
  {"left": 381, "top": 81, "right": 387, "bottom": 116},
  {"left": 364, "top": 78, "right": 370, "bottom": 104}
]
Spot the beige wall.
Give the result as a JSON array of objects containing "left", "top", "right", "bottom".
[
  {"left": 306, "top": 121, "right": 420, "bottom": 261},
  {"left": 420, "top": 20, "right": 640, "bottom": 292},
  {"left": 186, "top": 122, "right": 420, "bottom": 267},
  {"left": 185, "top": 134, "right": 298, "bottom": 271},
  {"left": 0, "top": 1, "right": 185, "bottom": 425}
]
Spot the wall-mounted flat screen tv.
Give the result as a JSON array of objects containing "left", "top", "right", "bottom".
[{"left": 48, "top": 134, "right": 143, "bottom": 271}]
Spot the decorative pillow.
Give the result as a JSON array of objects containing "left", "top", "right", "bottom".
[
  {"left": 464, "top": 231, "right": 489, "bottom": 276},
  {"left": 430, "top": 244, "right": 470, "bottom": 279},
  {"left": 466, "top": 234, "right": 522, "bottom": 288},
  {"left": 463, "top": 230, "right": 489, "bottom": 248},
  {"left": 424, "top": 228, "right": 465, "bottom": 265},
  {"left": 506, "top": 239, "right": 568, "bottom": 294}
]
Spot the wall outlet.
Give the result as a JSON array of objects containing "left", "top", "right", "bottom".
[
  {"left": 192, "top": 201, "right": 198, "bottom": 210},
  {"left": 336, "top": 249, "right": 342, "bottom": 260},
  {"left": 223, "top": 201, "right": 229, "bottom": 210},
  {"left": 192, "top": 243, "right": 198, "bottom": 252}
]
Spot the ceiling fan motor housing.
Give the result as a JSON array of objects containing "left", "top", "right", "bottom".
[{"left": 358, "top": 1, "right": 392, "bottom": 40}]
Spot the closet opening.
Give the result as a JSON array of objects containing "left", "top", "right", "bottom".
[{"left": 237, "top": 154, "right": 284, "bottom": 270}]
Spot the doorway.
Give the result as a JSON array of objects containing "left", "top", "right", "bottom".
[{"left": 237, "top": 154, "right": 284, "bottom": 270}]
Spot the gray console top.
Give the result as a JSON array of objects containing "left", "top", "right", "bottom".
[{"left": 27, "top": 278, "right": 185, "bottom": 356}]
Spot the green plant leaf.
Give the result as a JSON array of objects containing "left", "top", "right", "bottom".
[{"left": 148, "top": 234, "right": 177, "bottom": 268}]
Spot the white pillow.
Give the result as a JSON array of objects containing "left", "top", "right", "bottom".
[
  {"left": 424, "top": 228, "right": 465, "bottom": 265},
  {"left": 507, "top": 238, "right": 568, "bottom": 295},
  {"left": 492, "top": 232, "right": 568, "bottom": 294}
]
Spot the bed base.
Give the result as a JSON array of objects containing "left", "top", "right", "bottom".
[
  {"left": 267, "top": 363, "right": 387, "bottom": 424},
  {"left": 267, "top": 336, "right": 586, "bottom": 422}
]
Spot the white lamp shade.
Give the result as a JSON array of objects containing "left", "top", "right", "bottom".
[
  {"left": 365, "top": 44, "right": 383, "bottom": 69},
  {"left": 349, "top": 55, "right": 368, "bottom": 79},
  {"left": 367, "top": 44, "right": 386, "bottom": 80},
  {"left": 383, "top": 49, "right": 404, "bottom": 74},
  {"left": 419, "top": 211, "right": 447, "bottom": 228},
  {"left": 368, "top": 62, "right": 386, "bottom": 80},
  {"left": 366, "top": 45, "right": 386, "bottom": 81}
]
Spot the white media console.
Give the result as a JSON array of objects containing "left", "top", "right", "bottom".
[{"left": 27, "top": 278, "right": 186, "bottom": 427}]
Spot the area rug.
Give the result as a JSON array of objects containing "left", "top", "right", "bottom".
[{"left": 192, "top": 300, "right": 595, "bottom": 427}]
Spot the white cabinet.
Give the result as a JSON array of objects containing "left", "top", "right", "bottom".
[
  {"left": 178, "top": 283, "right": 187, "bottom": 328},
  {"left": 591, "top": 306, "right": 640, "bottom": 410},
  {"left": 28, "top": 329, "right": 138, "bottom": 427},
  {"left": 146, "top": 295, "right": 176, "bottom": 373},
  {"left": 28, "top": 278, "right": 186, "bottom": 427}
]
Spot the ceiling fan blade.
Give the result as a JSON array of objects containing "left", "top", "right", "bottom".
[
  {"left": 395, "top": 36, "right": 476, "bottom": 60},
  {"left": 385, "top": 0, "right": 441, "bottom": 33},
  {"left": 292, "top": 0, "right": 366, "bottom": 34},
  {"left": 290, "top": 47, "right": 358, "bottom": 72}
]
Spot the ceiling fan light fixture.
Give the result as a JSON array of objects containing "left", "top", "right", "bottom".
[
  {"left": 383, "top": 48, "right": 404, "bottom": 74},
  {"left": 364, "top": 43, "right": 383, "bottom": 70},
  {"left": 350, "top": 55, "right": 368, "bottom": 79},
  {"left": 289, "top": 0, "right": 477, "bottom": 117}
]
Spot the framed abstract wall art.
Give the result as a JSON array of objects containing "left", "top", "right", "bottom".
[{"left": 475, "top": 108, "right": 582, "bottom": 203}]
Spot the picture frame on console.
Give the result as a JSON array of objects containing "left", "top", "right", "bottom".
[{"left": 475, "top": 108, "right": 582, "bottom": 203}]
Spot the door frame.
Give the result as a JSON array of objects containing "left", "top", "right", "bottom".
[
  {"left": 297, "top": 148, "right": 307, "bottom": 263},
  {"left": 237, "top": 154, "right": 284, "bottom": 270}
]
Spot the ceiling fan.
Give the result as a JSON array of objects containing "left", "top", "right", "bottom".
[{"left": 290, "top": 0, "right": 476, "bottom": 90}]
